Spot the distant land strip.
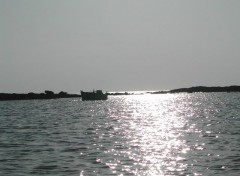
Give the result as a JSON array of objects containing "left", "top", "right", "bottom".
[
  {"left": 1, "top": 86, "right": 240, "bottom": 101},
  {"left": 107, "top": 85, "right": 240, "bottom": 95},
  {"left": 0, "top": 90, "right": 80, "bottom": 101},
  {"left": 151, "top": 85, "right": 240, "bottom": 94}
]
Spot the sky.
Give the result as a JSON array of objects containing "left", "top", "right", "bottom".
[{"left": 1, "top": 0, "right": 240, "bottom": 93}]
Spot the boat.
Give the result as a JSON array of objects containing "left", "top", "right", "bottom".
[{"left": 81, "top": 90, "right": 108, "bottom": 101}]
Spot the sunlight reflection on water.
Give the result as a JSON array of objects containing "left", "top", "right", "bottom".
[
  {"left": 105, "top": 94, "right": 193, "bottom": 175},
  {"left": 1, "top": 93, "right": 240, "bottom": 176}
]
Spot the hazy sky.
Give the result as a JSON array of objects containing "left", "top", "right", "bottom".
[{"left": 1, "top": 0, "right": 240, "bottom": 93}]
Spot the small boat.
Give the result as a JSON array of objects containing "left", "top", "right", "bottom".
[{"left": 81, "top": 90, "right": 108, "bottom": 101}]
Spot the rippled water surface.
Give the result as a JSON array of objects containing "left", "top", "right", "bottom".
[{"left": 1, "top": 93, "right": 240, "bottom": 175}]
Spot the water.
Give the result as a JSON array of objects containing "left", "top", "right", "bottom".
[{"left": 0, "top": 93, "right": 240, "bottom": 176}]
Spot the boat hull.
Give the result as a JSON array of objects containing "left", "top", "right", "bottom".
[{"left": 81, "top": 91, "right": 108, "bottom": 101}]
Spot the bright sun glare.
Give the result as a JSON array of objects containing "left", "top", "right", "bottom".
[{"left": 107, "top": 94, "right": 190, "bottom": 175}]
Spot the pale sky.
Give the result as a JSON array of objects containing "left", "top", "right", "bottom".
[{"left": 1, "top": 0, "right": 240, "bottom": 93}]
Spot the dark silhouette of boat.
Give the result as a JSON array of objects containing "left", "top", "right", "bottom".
[{"left": 81, "top": 90, "right": 108, "bottom": 101}]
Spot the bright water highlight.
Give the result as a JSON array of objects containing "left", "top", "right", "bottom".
[{"left": 1, "top": 93, "right": 240, "bottom": 175}]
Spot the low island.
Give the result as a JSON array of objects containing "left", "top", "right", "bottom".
[
  {"left": 1, "top": 86, "right": 240, "bottom": 101},
  {"left": 0, "top": 90, "right": 81, "bottom": 101},
  {"left": 151, "top": 85, "right": 240, "bottom": 94}
]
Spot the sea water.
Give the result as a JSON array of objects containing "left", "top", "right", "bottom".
[{"left": 0, "top": 93, "right": 240, "bottom": 176}]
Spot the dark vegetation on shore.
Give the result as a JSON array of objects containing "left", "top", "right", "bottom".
[
  {"left": 1, "top": 86, "right": 240, "bottom": 101},
  {"left": 0, "top": 90, "right": 80, "bottom": 101},
  {"left": 152, "top": 85, "right": 240, "bottom": 94},
  {"left": 107, "top": 92, "right": 134, "bottom": 96},
  {"left": 107, "top": 86, "right": 240, "bottom": 96}
]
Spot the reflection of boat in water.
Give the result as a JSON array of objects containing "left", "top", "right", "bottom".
[{"left": 81, "top": 90, "right": 108, "bottom": 101}]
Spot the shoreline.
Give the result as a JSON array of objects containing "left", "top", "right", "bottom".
[
  {"left": 0, "top": 91, "right": 81, "bottom": 101},
  {"left": 151, "top": 85, "right": 240, "bottom": 94},
  {"left": 108, "top": 85, "right": 240, "bottom": 96},
  {"left": 1, "top": 85, "right": 240, "bottom": 101}
]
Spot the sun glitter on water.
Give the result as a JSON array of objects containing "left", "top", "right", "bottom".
[{"left": 106, "top": 93, "right": 191, "bottom": 175}]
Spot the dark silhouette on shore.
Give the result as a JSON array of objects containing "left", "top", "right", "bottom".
[
  {"left": 0, "top": 90, "right": 80, "bottom": 101},
  {"left": 107, "top": 86, "right": 240, "bottom": 96},
  {"left": 107, "top": 92, "right": 133, "bottom": 96},
  {"left": 152, "top": 85, "right": 240, "bottom": 94},
  {"left": 1, "top": 86, "right": 240, "bottom": 101}
]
